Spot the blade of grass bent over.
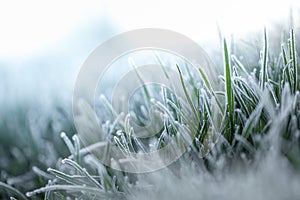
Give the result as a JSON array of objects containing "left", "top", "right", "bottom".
[{"left": 0, "top": 181, "right": 28, "bottom": 200}]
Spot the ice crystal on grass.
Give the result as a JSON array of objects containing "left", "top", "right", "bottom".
[{"left": 1, "top": 27, "right": 300, "bottom": 199}]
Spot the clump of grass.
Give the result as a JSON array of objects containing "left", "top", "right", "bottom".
[
  {"left": 1, "top": 28, "right": 299, "bottom": 199},
  {"left": 0, "top": 99, "right": 76, "bottom": 199}
]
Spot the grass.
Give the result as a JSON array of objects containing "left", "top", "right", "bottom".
[
  {"left": 0, "top": 26, "right": 300, "bottom": 199},
  {"left": 223, "top": 38, "right": 235, "bottom": 143}
]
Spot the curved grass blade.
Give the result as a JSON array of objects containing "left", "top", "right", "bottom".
[
  {"left": 26, "top": 185, "right": 123, "bottom": 199},
  {"left": 0, "top": 181, "right": 28, "bottom": 200}
]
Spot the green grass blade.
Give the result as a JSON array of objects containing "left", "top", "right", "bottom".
[
  {"left": 153, "top": 51, "right": 170, "bottom": 79},
  {"left": 290, "top": 29, "right": 298, "bottom": 93},
  {"left": 261, "top": 27, "right": 269, "bottom": 90},
  {"left": 129, "top": 58, "right": 151, "bottom": 105},
  {"left": 198, "top": 67, "right": 223, "bottom": 113},
  {"left": 223, "top": 38, "right": 234, "bottom": 142},
  {"left": 176, "top": 64, "right": 199, "bottom": 122}
]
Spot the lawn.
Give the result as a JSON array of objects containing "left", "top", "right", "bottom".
[{"left": 0, "top": 22, "right": 300, "bottom": 200}]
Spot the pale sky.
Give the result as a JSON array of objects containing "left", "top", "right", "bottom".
[{"left": 0, "top": 0, "right": 298, "bottom": 57}]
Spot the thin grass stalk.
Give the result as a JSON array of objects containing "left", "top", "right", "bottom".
[
  {"left": 290, "top": 29, "right": 298, "bottom": 93},
  {"left": 261, "top": 27, "right": 269, "bottom": 90},
  {"left": 223, "top": 39, "right": 234, "bottom": 142}
]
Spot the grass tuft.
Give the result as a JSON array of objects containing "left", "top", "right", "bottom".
[{"left": 1, "top": 27, "right": 300, "bottom": 199}]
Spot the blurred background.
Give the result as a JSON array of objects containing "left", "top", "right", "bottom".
[{"left": 0, "top": 0, "right": 299, "bottom": 196}]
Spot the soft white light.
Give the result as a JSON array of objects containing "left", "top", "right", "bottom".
[
  {"left": 0, "top": 0, "right": 102, "bottom": 57},
  {"left": 105, "top": 0, "right": 295, "bottom": 41},
  {"left": 0, "top": 0, "right": 298, "bottom": 57}
]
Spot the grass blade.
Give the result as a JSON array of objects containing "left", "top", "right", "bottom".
[
  {"left": 198, "top": 67, "right": 223, "bottom": 113},
  {"left": 261, "top": 27, "right": 268, "bottom": 89},
  {"left": 26, "top": 185, "right": 122, "bottom": 198},
  {"left": 223, "top": 38, "right": 234, "bottom": 142},
  {"left": 282, "top": 45, "right": 292, "bottom": 89},
  {"left": 0, "top": 181, "right": 28, "bottom": 200},
  {"left": 177, "top": 64, "right": 199, "bottom": 122},
  {"left": 290, "top": 29, "right": 298, "bottom": 93}
]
